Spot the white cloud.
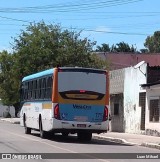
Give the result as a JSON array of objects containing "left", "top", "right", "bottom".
[
  {"left": 81, "top": 26, "right": 111, "bottom": 41},
  {"left": 94, "top": 26, "right": 111, "bottom": 33}
]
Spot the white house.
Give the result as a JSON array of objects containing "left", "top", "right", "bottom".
[{"left": 110, "top": 62, "right": 147, "bottom": 134}]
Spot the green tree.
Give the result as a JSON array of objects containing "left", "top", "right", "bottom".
[
  {"left": 0, "top": 51, "right": 20, "bottom": 116},
  {"left": 140, "top": 49, "right": 149, "bottom": 53},
  {"left": 0, "top": 22, "right": 107, "bottom": 114},
  {"left": 95, "top": 43, "right": 110, "bottom": 52},
  {"left": 12, "top": 22, "right": 104, "bottom": 77},
  {"left": 111, "top": 42, "right": 136, "bottom": 53},
  {"left": 144, "top": 31, "right": 160, "bottom": 53}
]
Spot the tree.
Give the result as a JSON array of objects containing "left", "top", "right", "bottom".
[
  {"left": 111, "top": 42, "right": 136, "bottom": 53},
  {"left": 95, "top": 43, "right": 110, "bottom": 52},
  {"left": 95, "top": 42, "right": 137, "bottom": 53},
  {"left": 0, "top": 51, "right": 20, "bottom": 116},
  {"left": 12, "top": 22, "right": 104, "bottom": 77},
  {"left": 140, "top": 49, "right": 149, "bottom": 53},
  {"left": 0, "top": 22, "right": 107, "bottom": 114},
  {"left": 144, "top": 31, "right": 160, "bottom": 53}
]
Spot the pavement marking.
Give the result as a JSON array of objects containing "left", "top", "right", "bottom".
[{"left": 3, "top": 130, "right": 110, "bottom": 162}]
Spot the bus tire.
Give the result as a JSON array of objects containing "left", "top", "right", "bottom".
[
  {"left": 39, "top": 118, "right": 47, "bottom": 139},
  {"left": 77, "top": 132, "right": 84, "bottom": 140},
  {"left": 85, "top": 132, "right": 92, "bottom": 141},
  {"left": 23, "top": 115, "right": 31, "bottom": 134},
  {"left": 62, "top": 132, "right": 69, "bottom": 137},
  {"left": 78, "top": 132, "right": 92, "bottom": 141}
]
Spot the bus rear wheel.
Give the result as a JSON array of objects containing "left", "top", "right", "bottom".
[
  {"left": 77, "top": 132, "right": 92, "bottom": 141},
  {"left": 62, "top": 132, "right": 69, "bottom": 137},
  {"left": 39, "top": 119, "right": 47, "bottom": 139}
]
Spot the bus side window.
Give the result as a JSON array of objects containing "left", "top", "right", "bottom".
[
  {"left": 38, "top": 79, "right": 42, "bottom": 99},
  {"left": 42, "top": 78, "right": 46, "bottom": 99},
  {"left": 46, "top": 76, "right": 52, "bottom": 99}
]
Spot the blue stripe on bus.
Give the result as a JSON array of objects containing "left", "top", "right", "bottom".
[{"left": 22, "top": 68, "right": 54, "bottom": 82}]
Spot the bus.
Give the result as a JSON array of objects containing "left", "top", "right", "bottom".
[{"left": 20, "top": 67, "right": 110, "bottom": 141}]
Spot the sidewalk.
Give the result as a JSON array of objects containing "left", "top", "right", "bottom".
[
  {"left": 93, "top": 132, "right": 160, "bottom": 150},
  {"left": 1, "top": 117, "right": 160, "bottom": 150}
]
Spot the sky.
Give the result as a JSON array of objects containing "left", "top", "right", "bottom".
[{"left": 0, "top": 0, "right": 160, "bottom": 52}]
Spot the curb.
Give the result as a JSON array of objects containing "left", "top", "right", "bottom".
[
  {"left": 0, "top": 118, "right": 20, "bottom": 124},
  {"left": 141, "top": 142, "right": 160, "bottom": 150},
  {"left": 93, "top": 135, "right": 160, "bottom": 150},
  {"left": 93, "top": 135, "right": 137, "bottom": 145}
]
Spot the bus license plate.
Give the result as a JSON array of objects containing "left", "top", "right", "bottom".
[{"left": 77, "top": 124, "right": 86, "bottom": 128}]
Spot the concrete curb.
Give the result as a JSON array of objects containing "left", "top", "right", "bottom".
[
  {"left": 93, "top": 135, "right": 160, "bottom": 150},
  {"left": 0, "top": 118, "right": 20, "bottom": 124},
  {"left": 93, "top": 135, "right": 137, "bottom": 145},
  {"left": 141, "top": 142, "right": 160, "bottom": 150}
]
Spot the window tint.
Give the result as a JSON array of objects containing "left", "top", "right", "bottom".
[{"left": 21, "top": 75, "right": 53, "bottom": 102}]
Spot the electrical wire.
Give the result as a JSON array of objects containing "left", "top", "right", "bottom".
[{"left": 0, "top": 0, "right": 143, "bottom": 13}]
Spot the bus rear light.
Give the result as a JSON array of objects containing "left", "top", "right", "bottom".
[
  {"left": 54, "top": 104, "right": 60, "bottom": 119},
  {"left": 80, "top": 90, "right": 86, "bottom": 93},
  {"left": 58, "top": 69, "right": 63, "bottom": 72},
  {"left": 103, "top": 106, "right": 108, "bottom": 121}
]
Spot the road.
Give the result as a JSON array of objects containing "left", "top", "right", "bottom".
[{"left": 0, "top": 120, "right": 159, "bottom": 162}]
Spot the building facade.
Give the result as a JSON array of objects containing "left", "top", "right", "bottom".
[
  {"left": 141, "top": 82, "right": 160, "bottom": 136},
  {"left": 110, "top": 63, "right": 147, "bottom": 133}
]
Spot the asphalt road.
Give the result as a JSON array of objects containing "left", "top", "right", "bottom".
[{"left": 0, "top": 120, "right": 159, "bottom": 162}]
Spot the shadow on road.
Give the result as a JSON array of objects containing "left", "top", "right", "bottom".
[{"left": 31, "top": 132, "right": 133, "bottom": 146}]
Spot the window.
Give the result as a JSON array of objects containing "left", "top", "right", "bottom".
[
  {"left": 150, "top": 99, "right": 159, "bottom": 122},
  {"left": 46, "top": 76, "right": 53, "bottom": 99},
  {"left": 114, "top": 103, "right": 119, "bottom": 115},
  {"left": 21, "top": 75, "right": 53, "bottom": 102}
]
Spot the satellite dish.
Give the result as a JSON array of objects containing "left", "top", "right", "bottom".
[{"left": 134, "top": 61, "right": 145, "bottom": 69}]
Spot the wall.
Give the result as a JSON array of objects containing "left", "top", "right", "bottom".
[
  {"left": 110, "top": 93, "right": 124, "bottom": 132},
  {"left": 110, "top": 69, "right": 125, "bottom": 94},
  {"left": 0, "top": 104, "right": 15, "bottom": 117},
  {"left": 123, "top": 63, "right": 147, "bottom": 133},
  {"left": 145, "top": 87, "right": 160, "bottom": 136},
  {"left": 110, "top": 69, "right": 125, "bottom": 132}
]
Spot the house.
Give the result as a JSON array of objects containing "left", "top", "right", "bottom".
[
  {"left": 0, "top": 100, "right": 15, "bottom": 117},
  {"left": 110, "top": 62, "right": 147, "bottom": 133},
  {"left": 109, "top": 59, "right": 160, "bottom": 136},
  {"left": 141, "top": 81, "right": 160, "bottom": 136}
]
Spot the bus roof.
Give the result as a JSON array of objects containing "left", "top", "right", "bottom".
[
  {"left": 22, "top": 67, "right": 106, "bottom": 82},
  {"left": 22, "top": 68, "right": 54, "bottom": 82}
]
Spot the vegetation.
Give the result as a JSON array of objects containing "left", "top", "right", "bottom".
[
  {"left": 0, "top": 22, "right": 107, "bottom": 115},
  {"left": 144, "top": 31, "right": 160, "bottom": 53},
  {"left": 95, "top": 42, "right": 137, "bottom": 53}
]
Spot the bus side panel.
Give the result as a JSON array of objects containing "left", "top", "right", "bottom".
[
  {"left": 20, "top": 101, "right": 54, "bottom": 132},
  {"left": 20, "top": 103, "right": 40, "bottom": 129}
]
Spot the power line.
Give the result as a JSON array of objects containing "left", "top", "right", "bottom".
[
  {"left": 0, "top": 0, "right": 143, "bottom": 13},
  {"left": 0, "top": 16, "right": 31, "bottom": 23}
]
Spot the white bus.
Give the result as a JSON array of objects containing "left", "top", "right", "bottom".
[{"left": 20, "top": 67, "right": 110, "bottom": 141}]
